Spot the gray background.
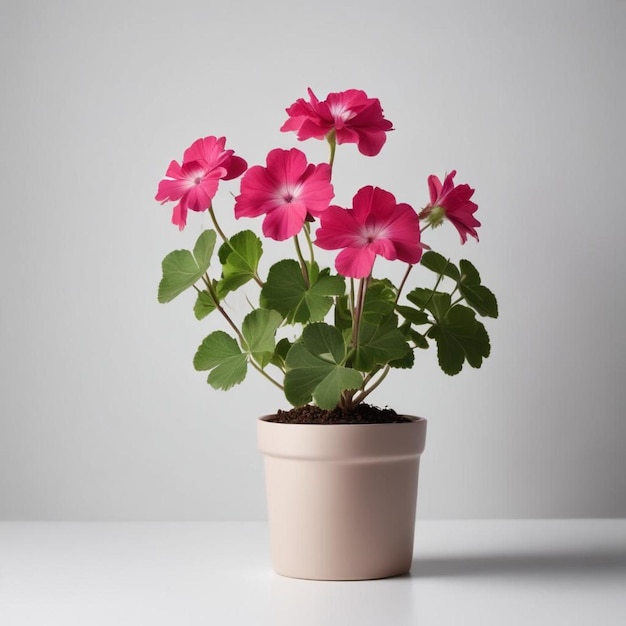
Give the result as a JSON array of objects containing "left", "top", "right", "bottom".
[{"left": 1, "top": 0, "right": 624, "bottom": 520}]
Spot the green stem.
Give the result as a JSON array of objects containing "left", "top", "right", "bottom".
[
  {"left": 249, "top": 360, "right": 284, "bottom": 390},
  {"left": 327, "top": 130, "right": 337, "bottom": 170},
  {"left": 351, "top": 276, "right": 368, "bottom": 352},
  {"left": 208, "top": 205, "right": 229, "bottom": 243},
  {"left": 303, "top": 222, "right": 315, "bottom": 266},
  {"left": 203, "top": 274, "right": 245, "bottom": 344},
  {"left": 349, "top": 278, "right": 356, "bottom": 313},
  {"left": 395, "top": 264, "right": 414, "bottom": 304},
  {"left": 340, "top": 275, "right": 370, "bottom": 409},
  {"left": 351, "top": 365, "right": 391, "bottom": 406},
  {"left": 293, "top": 234, "right": 310, "bottom": 287}
]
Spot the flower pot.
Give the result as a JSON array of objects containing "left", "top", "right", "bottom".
[{"left": 257, "top": 415, "right": 427, "bottom": 580}]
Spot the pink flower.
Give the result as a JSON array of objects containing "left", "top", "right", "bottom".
[
  {"left": 155, "top": 136, "right": 247, "bottom": 230},
  {"left": 234, "top": 148, "right": 334, "bottom": 241},
  {"left": 315, "top": 186, "right": 423, "bottom": 278},
  {"left": 421, "top": 170, "right": 480, "bottom": 243},
  {"left": 280, "top": 88, "right": 393, "bottom": 156}
]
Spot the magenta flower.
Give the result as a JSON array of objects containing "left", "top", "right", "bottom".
[
  {"left": 280, "top": 88, "right": 393, "bottom": 156},
  {"left": 315, "top": 186, "right": 423, "bottom": 278},
  {"left": 155, "top": 136, "right": 247, "bottom": 230},
  {"left": 234, "top": 148, "right": 334, "bottom": 241},
  {"left": 421, "top": 171, "right": 480, "bottom": 243}
]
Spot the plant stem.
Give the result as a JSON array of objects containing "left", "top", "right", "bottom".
[
  {"left": 293, "top": 234, "right": 310, "bottom": 287},
  {"left": 249, "top": 360, "right": 284, "bottom": 390},
  {"left": 327, "top": 130, "right": 337, "bottom": 170},
  {"left": 340, "top": 275, "right": 370, "bottom": 409},
  {"left": 208, "top": 205, "right": 229, "bottom": 244},
  {"left": 349, "top": 278, "right": 355, "bottom": 312},
  {"left": 351, "top": 276, "right": 367, "bottom": 353},
  {"left": 351, "top": 365, "right": 391, "bottom": 406},
  {"left": 203, "top": 274, "right": 245, "bottom": 344},
  {"left": 395, "top": 264, "right": 414, "bottom": 304},
  {"left": 303, "top": 222, "right": 315, "bottom": 266}
]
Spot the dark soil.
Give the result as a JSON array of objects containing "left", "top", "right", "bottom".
[{"left": 267, "top": 404, "right": 413, "bottom": 425}]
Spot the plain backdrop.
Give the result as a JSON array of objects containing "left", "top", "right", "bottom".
[{"left": 1, "top": 0, "right": 624, "bottom": 521}]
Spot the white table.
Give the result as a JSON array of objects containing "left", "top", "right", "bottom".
[{"left": 1, "top": 520, "right": 625, "bottom": 625}]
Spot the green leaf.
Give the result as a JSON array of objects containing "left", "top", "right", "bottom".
[
  {"left": 260, "top": 260, "right": 345, "bottom": 324},
  {"left": 334, "top": 294, "right": 352, "bottom": 332},
  {"left": 396, "top": 305, "right": 429, "bottom": 326},
  {"left": 407, "top": 288, "right": 451, "bottom": 320},
  {"left": 406, "top": 287, "right": 431, "bottom": 309},
  {"left": 353, "top": 313, "right": 411, "bottom": 372},
  {"left": 420, "top": 251, "right": 460, "bottom": 280},
  {"left": 362, "top": 279, "right": 397, "bottom": 324},
  {"left": 427, "top": 305, "right": 491, "bottom": 375},
  {"left": 194, "top": 229, "right": 216, "bottom": 266},
  {"left": 428, "top": 292, "right": 452, "bottom": 320},
  {"left": 270, "top": 337, "right": 292, "bottom": 369},
  {"left": 158, "top": 230, "right": 217, "bottom": 303},
  {"left": 389, "top": 349, "right": 415, "bottom": 369},
  {"left": 399, "top": 321, "right": 429, "bottom": 349},
  {"left": 193, "top": 290, "right": 217, "bottom": 320},
  {"left": 463, "top": 320, "right": 491, "bottom": 368},
  {"left": 241, "top": 309, "right": 283, "bottom": 368},
  {"left": 193, "top": 331, "right": 247, "bottom": 390},
  {"left": 284, "top": 323, "right": 362, "bottom": 409},
  {"left": 458, "top": 259, "right": 499, "bottom": 318},
  {"left": 217, "top": 230, "right": 263, "bottom": 297}
]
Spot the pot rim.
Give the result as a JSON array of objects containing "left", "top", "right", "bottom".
[
  {"left": 257, "top": 414, "right": 427, "bottom": 460},
  {"left": 258, "top": 414, "right": 426, "bottom": 425}
]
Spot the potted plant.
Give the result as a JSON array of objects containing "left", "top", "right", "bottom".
[{"left": 155, "top": 88, "right": 498, "bottom": 580}]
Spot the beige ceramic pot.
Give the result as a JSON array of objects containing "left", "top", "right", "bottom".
[{"left": 257, "top": 415, "right": 427, "bottom": 580}]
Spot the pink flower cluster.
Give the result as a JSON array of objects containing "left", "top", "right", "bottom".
[
  {"left": 280, "top": 88, "right": 393, "bottom": 156},
  {"left": 156, "top": 89, "right": 480, "bottom": 277},
  {"left": 155, "top": 136, "right": 247, "bottom": 230}
]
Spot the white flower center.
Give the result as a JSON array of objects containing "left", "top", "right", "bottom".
[
  {"left": 329, "top": 103, "right": 354, "bottom": 122},
  {"left": 277, "top": 183, "right": 302, "bottom": 204},
  {"left": 359, "top": 222, "right": 388, "bottom": 245}
]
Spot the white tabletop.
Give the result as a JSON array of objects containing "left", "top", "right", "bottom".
[{"left": 1, "top": 520, "right": 625, "bottom": 625}]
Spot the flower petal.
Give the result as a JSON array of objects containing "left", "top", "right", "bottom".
[
  {"left": 335, "top": 246, "right": 376, "bottom": 278},
  {"left": 315, "top": 205, "right": 361, "bottom": 250},
  {"left": 171, "top": 201, "right": 188, "bottom": 231},
  {"left": 262, "top": 202, "right": 308, "bottom": 241}
]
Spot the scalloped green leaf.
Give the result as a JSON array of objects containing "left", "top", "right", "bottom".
[
  {"left": 217, "top": 230, "right": 262, "bottom": 297},
  {"left": 407, "top": 288, "right": 451, "bottom": 320},
  {"left": 362, "top": 279, "right": 397, "bottom": 323},
  {"left": 241, "top": 309, "right": 283, "bottom": 368},
  {"left": 334, "top": 294, "right": 352, "bottom": 332},
  {"left": 458, "top": 259, "right": 499, "bottom": 318},
  {"left": 396, "top": 305, "right": 429, "bottom": 326},
  {"left": 353, "top": 313, "right": 410, "bottom": 372},
  {"left": 284, "top": 323, "right": 362, "bottom": 409},
  {"left": 158, "top": 230, "right": 217, "bottom": 303},
  {"left": 260, "top": 260, "right": 345, "bottom": 324},
  {"left": 193, "top": 331, "right": 247, "bottom": 390},
  {"left": 399, "top": 321, "right": 429, "bottom": 349},
  {"left": 420, "top": 251, "right": 460, "bottom": 280},
  {"left": 270, "top": 337, "right": 293, "bottom": 369},
  {"left": 193, "top": 290, "right": 216, "bottom": 320},
  {"left": 427, "top": 304, "right": 491, "bottom": 375}
]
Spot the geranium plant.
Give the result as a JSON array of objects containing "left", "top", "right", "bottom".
[{"left": 155, "top": 88, "right": 498, "bottom": 415}]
